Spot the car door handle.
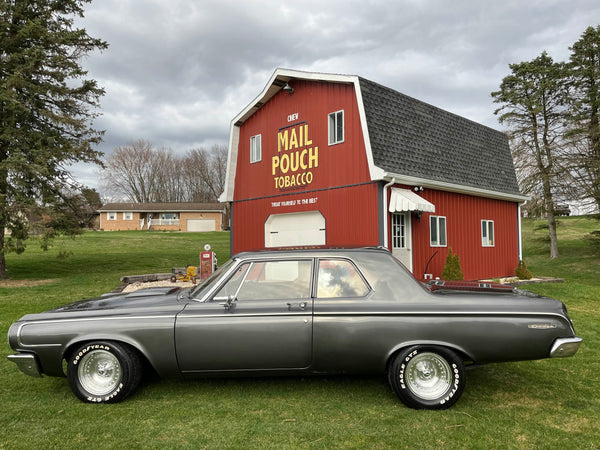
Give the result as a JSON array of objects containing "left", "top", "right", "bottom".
[{"left": 286, "top": 302, "right": 307, "bottom": 311}]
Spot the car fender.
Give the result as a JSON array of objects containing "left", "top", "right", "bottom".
[
  {"left": 62, "top": 332, "right": 179, "bottom": 378},
  {"left": 385, "top": 340, "right": 475, "bottom": 368}
]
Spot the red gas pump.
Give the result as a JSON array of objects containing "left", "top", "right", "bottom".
[{"left": 199, "top": 244, "right": 216, "bottom": 280}]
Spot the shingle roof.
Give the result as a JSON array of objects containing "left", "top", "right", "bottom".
[
  {"left": 359, "top": 77, "right": 522, "bottom": 197},
  {"left": 98, "top": 202, "right": 225, "bottom": 212}
]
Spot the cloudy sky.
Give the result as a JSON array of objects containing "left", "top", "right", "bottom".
[{"left": 72, "top": 0, "right": 600, "bottom": 191}]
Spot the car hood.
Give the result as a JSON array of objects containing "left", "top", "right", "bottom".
[{"left": 14, "top": 286, "right": 189, "bottom": 323}]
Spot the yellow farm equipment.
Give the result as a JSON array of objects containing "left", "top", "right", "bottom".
[{"left": 170, "top": 266, "right": 198, "bottom": 284}]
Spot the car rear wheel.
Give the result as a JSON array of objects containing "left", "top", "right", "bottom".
[
  {"left": 388, "top": 345, "right": 465, "bottom": 410},
  {"left": 67, "top": 341, "right": 142, "bottom": 403}
]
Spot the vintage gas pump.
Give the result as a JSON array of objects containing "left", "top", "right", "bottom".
[{"left": 199, "top": 244, "right": 216, "bottom": 280}]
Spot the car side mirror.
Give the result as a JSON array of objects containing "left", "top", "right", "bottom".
[{"left": 215, "top": 295, "right": 237, "bottom": 312}]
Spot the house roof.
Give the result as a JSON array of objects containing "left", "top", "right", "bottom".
[
  {"left": 220, "top": 68, "right": 525, "bottom": 203},
  {"left": 358, "top": 77, "right": 522, "bottom": 199},
  {"left": 98, "top": 202, "right": 226, "bottom": 212}
]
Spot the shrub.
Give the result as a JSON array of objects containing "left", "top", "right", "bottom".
[
  {"left": 515, "top": 260, "right": 533, "bottom": 279},
  {"left": 442, "top": 247, "right": 464, "bottom": 280}
]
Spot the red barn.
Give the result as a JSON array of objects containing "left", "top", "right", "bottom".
[{"left": 219, "top": 69, "right": 527, "bottom": 280}]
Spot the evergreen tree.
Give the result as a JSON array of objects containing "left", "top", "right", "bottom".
[
  {"left": 567, "top": 25, "right": 600, "bottom": 212},
  {"left": 492, "top": 52, "right": 569, "bottom": 259},
  {"left": 0, "top": 0, "right": 106, "bottom": 278}
]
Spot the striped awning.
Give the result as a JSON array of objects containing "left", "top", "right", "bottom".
[{"left": 389, "top": 188, "right": 435, "bottom": 213}]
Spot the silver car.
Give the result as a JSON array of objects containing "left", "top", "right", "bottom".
[{"left": 7, "top": 248, "right": 581, "bottom": 409}]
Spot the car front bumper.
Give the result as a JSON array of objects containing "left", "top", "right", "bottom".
[
  {"left": 7, "top": 353, "right": 43, "bottom": 378},
  {"left": 550, "top": 337, "right": 583, "bottom": 358}
]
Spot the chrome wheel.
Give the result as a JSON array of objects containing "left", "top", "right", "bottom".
[
  {"left": 77, "top": 349, "right": 122, "bottom": 396},
  {"left": 404, "top": 352, "right": 452, "bottom": 400}
]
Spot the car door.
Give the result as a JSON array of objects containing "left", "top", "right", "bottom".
[{"left": 175, "top": 258, "right": 314, "bottom": 373}]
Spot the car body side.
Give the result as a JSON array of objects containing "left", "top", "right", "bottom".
[{"left": 7, "top": 248, "right": 580, "bottom": 381}]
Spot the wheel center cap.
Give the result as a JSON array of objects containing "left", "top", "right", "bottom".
[{"left": 96, "top": 361, "right": 113, "bottom": 377}]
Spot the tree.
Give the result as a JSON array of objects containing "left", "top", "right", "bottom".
[
  {"left": 566, "top": 25, "right": 600, "bottom": 212},
  {"left": 0, "top": 0, "right": 107, "bottom": 278},
  {"left": 102, "top": 141, "right": 227, "bottom": 203},
  {"left": 182, "top": 145, "right": 228, "bottom": 202},
  {"left": 492, "top": 52, "right": 569, "bottom": 259},
  {"left": 102, "top": 140, "right": 183, "bottom": 202}
]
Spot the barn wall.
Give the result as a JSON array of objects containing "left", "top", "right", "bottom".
[{"left": 402, "top": 188, "right": 520, "bottom": 280}]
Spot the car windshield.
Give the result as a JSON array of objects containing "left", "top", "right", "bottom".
[{"left": 189, "top": 258, "right": 236, "bottom": 300}]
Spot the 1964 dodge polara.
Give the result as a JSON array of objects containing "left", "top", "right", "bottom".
[{"left": 7, "top": 247, "right": 581, "bottom": 409}]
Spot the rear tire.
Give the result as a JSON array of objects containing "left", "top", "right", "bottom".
[
  {"left": 67, "top": 341, "right": 142, "bottom": 403},
  {"left": 388, "top": 345, "right": 465, "bottom": 410}
]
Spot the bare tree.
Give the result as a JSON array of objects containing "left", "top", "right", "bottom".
[
  {"left": 102, "top": 141, "right": 228, "bottom": 203},
  {"left": 182, "top": 145, "right": 228, "bottom": 202},
  {"left": 102, "top": 140, "right": 158, "bottom": 202}
]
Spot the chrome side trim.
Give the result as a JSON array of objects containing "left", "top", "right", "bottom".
[
  {"left": 15, "top": 315, "right": 175, "bottom": 348},
  {"left": 7, "top": 353, "right": 43, "bottom": 378},
  {"left": 550, "top": 337, "right": 582, "bottom": 358}
]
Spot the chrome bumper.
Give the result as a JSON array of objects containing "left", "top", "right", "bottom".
[
  {"left": 7, "top": 353, "right": 43, "bottom": 378},
  {"left": 550, "top": 337, "right": 582, "bottom": 358}
]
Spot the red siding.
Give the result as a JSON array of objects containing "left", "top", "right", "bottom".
[
  {"left": 232, "top": 182, "right": 380, "bottom": 254},
  {"left": 395, "top": 187, "right": 519, "bottom": 280},
  {"left": 234, "top": 80, "right": 371, "bottom": 201}
]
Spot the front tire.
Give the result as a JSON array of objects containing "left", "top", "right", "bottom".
[
  {"left": 388, "top": 345, "right": 465, "bottom": 410},
  {"left": 67, "top": 341, "right": 142, "bottom": 403}
]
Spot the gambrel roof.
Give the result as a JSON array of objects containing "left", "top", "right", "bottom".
[
  {"left": 358, "top": 77, "right": 522, "bottom": 198},
  {"left": 220, "top": 68, "right": 525, "bottom": 202}
]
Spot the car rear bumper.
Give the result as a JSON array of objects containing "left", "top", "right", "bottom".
[
  {"left": 550, "top": 337, "right": 582, "bottom": 358},
  {"left": 7, "top": 353, "right": 43, "bottom": 378}
]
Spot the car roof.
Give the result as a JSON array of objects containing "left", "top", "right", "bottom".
[{"left": 233, "top": 247, "right": 392, "bottom": 260}]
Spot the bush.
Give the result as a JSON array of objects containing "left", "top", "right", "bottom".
[
  {"left": 515, "top": 260, "right": 533, "bottom": 279},
  {"left": 442, "top": 247, "right": 464, "bottom": 280}
]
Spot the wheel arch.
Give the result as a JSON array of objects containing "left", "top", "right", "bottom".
[
  {"left": 62, "top": 335, "right": 158, "bottom": 377},
  {"left": 385, "top": 340, "right": 474, "bottom": 371}
]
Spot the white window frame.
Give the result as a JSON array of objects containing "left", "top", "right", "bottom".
[
  {"left": 107, "top": 212, "right": 116, "bottom": 221},
  {"left": 481, "top": 220, "right": 495, "bottom": 247},
  {"left": 123, "top": 212, "right": 133, "bottom": 220},
  {"left": 250, "top": 134, "right": 262, "bottom": 163},
  {"left": 430, "top": 216, "right": 447, "bottom": 247},
  {"left": 328, "top": 110, "right": 344, "bottom": 145}
]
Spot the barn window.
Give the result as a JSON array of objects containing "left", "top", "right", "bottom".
[
  {"left": 123, "top": 212, "right": 133, "bottom": 220},
  {"left": 108, "top": 212, "right": 116, "bottom": 221},
  {"left": 328, "top": 110, "right": 344, "bottom": 145},
  {"left": 481, "top": 220, "right": 495, "bottom": 247},
  {"left": 250, "top": 134, "right": 262, "bottom": 163},
  {"left": 430, "top": 216, "right": 447, "bottom": 247}
]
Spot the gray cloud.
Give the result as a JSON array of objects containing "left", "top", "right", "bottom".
[{"left": 72, "top": 0, "right": 600, "bottom": 191}]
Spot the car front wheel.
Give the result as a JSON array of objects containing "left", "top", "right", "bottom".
[
  {"left": 388, "top": 345, "right": 465, "bottom": 410},
  {"left": 67, "top": 341, "right": 142, "bottom": 403}
]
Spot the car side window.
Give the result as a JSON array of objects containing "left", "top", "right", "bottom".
[
  {"left": 213, "top": 263, "right": 250, "bottom": 300},
  {"left": 214, "top": 260, "right": 312, "bottom": 301},
  {"left": 317, "top": 259, "right": 370, "bottom": 298}
]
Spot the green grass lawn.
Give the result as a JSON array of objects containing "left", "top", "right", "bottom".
[{"left": 1, "top": 221, "right": 599, "bottom": 449}]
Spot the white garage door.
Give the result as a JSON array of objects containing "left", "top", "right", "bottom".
[
  {"left": 187, "top": 219, "right": 216, "bottom": 232},
  {"left": 265, "top": 211, "right": 326, "bottom": 248}
]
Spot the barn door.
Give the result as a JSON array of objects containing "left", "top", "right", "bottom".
[{"left": 391, "top": 213, "right": 413, "bottom": 272}]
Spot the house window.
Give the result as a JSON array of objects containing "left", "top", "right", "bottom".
[
  {"left": 482, "top": 220, "right": 495, "bottom": 247},
  {"left": 123, "top": 212, "right": 133, "bottom": 220},
  {"left": 250, "top": 134, "right": 262, "bottom": 163},
  {"left": 430, "top": 216, "right": 447, "bottom": 247},
  {"left": 328, "top": 110, "right": 344, "bottom": 145},
  {"left": 107, "top": 212, "right": 116, "bottom": 221}
]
